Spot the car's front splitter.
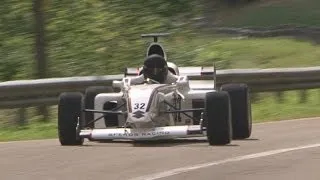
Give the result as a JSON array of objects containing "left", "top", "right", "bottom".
[{"left": 79, "top": 125, "right": 205, "bottom": 141}]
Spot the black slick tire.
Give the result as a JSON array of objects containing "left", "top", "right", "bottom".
[
  {"left": 221, "top": 83, "right": 252, "bottom": 139},
  {"left": 58, "top": 92, "right": 84, "bottom": 146},
  {"left": 205, "top": 91, "right": 232, "bottom": 145}
]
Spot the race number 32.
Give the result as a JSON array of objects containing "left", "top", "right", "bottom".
[{"left": 134, "top": 103, "right": 145, "bottom": 110}]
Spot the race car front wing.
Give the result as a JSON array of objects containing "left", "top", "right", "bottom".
[
  {"left": 80, "top": 100, "right": 206, "bottom": 140},
  {"left": 79, "top": 125, "right": 206, "bottom": 141}
]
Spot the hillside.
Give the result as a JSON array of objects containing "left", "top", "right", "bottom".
[{"left": 0, "top": 0, "right": 319, "bottom": 82}]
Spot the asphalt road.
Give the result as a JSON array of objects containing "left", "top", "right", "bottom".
[{"left": 0, "top": 117, "right": 319, "bottom": 180}]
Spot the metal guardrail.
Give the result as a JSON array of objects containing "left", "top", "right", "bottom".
[{"left": 0, "top": 67, "right": 319, "bottom": 109}]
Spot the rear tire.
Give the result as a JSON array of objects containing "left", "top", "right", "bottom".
[
  {"left": 205, "top": 91, "right": 232, "bottom": 145},
  {"left": 58, "top": 92, "right": 84, "bottom": 146},
  {"left": 221, "top": 83, "right": 252, "bottom": 139}
]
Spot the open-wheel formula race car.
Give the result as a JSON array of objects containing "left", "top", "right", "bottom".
[{"left": 57, "top": 33, "right": 252, "bottom": 146}]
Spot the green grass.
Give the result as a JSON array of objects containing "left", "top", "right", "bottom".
[
  {"left": 165, "top": 35, "right": 320, "bottom": 69},
  {"left": 0, "top": 107, "right": 59, "bottom": 141},
  {"left": 0, "top": 120, "right": 57, "bottom": 142},
  {"left": 253, "top": 90, "right": 320, "bottom": 122},
  {"left": 0, "top": 90, "right": 319, "bottom": 142}
]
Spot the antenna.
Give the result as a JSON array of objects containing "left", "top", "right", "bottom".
[{"left": 141, "top": 33, "right": 170, "bottom": 42}]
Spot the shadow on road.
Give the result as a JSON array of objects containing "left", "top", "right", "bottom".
[
  {"left": 132, "top": 139, "right": 208, "bottom": 147},
  {"left": 234, "top": 138, "right": 260, "bottom": 141},
  {"left": 61, "top": 137, "right": 259, "bottom": 147},
  {"left": 86, "top": 138, "right": 242, "bottom": 147}
]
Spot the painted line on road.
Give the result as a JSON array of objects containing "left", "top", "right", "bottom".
[{"left": 130, "top": 143, "right": 320, "bottom": 180}]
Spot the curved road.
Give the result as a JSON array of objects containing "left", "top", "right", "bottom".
[{"left": 0, "top": 117, "right": 319, "bottom": 180}]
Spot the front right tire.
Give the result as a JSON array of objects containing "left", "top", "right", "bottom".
[{"left": 58, "top": 92, "right": 84, "bottom": 146}]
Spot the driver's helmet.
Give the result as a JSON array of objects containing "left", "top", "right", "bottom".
[{"left": 142, "top": 54, "right": 168, "bottom": 83}]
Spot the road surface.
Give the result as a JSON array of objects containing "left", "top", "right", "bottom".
[{"left": 0, "top": 117, "right": 319, "bottom": 180}]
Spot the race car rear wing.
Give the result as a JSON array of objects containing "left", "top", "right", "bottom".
[
  {"left": 124, "top": 63, "right": 217, "bottom": 90},
  {"left": 124, "top": 66, "right": 216, "bottom": 77},
  {"left": 178, "top": 67, "right": 214, "bottom": 76},
  {"left": 141, "top": 33, "right": 170, "bottom": 42},
  {"left": 178, "top": 65, "right": 217, "bottom": 90}
]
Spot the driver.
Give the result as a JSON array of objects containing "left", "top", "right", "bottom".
[
  {"left": 130, "top": 54, "right": 178, "bottom": 85},
  {"left": 143, "top": 54, "right": 168, "bottom": 83}
]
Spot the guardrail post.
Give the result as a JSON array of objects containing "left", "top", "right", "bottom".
[
  {"left": 276, "top": 91, "right": 284, "bottom": 103},
  {"left": 299, "top": 90, "right": 307, "bottom": 103},
  {"left": 17, "top": 108, "right": 27, "bottom": 125},
  {"left": 38, "top": 105, "right": 49, "bottom": 122}
]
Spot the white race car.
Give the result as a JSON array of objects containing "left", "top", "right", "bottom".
[{"left": 57, "top": 34, "right": 252, "bottom": 146}]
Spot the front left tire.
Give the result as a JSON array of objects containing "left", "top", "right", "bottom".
[{"left": 221, "top": 83, "right": 252, "bottom": 139}]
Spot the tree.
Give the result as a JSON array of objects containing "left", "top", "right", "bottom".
[{"left": 33, "top": 0, "right": 49, "bottom": 121}]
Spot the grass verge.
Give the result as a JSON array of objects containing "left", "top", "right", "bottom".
[
  {"left": 0, "top": 120, "right": 57, "bottom": 142},
  {"left": 165, "top": 35, "right": 320, "bottom": 70},
  {"left": 0, "top": 90, "right": 319, "bottom": 142},
  {"left": 253, "top": 89, "right": 320, "bottom": 122}
]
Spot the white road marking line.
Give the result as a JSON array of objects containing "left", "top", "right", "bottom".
[{"left": 130, "top": 143, "right": 320, "bottom": 180}]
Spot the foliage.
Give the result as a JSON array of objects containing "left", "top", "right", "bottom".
[
  {"left": 1, "top": 0, "right": 320, "bottom": 81},
  {"left": 0, "top": 1, "right": 33, "bottom": 81},
  {"left": 45, "top": 0, "right": 204, "bottom": 77},
  {"left": 214, "top": 0, "right": 320, "bottom": 27},
  {"left": 0, "top": 0, "right": 204, "bottom": 80}
]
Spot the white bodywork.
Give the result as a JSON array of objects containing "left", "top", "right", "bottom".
[{"left": 79, "top": 65, "right": 217, "bottom": 141}]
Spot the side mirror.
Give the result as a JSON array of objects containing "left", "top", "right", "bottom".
[
  {"left": 112, "top": 80, "right": 123, "bottom": 89},
  {"left": 176, "top": 76, "right": 189, "bottom": 93},
  {"left": 113, "top": 78, "right": 131, "bottom": 91}
]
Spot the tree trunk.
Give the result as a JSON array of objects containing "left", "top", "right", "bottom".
[{"left": 33, "top": 0, "right": 49, "bottom": 121}]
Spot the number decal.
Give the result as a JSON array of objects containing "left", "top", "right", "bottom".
[
  {"left": 140, "top": 103, "right": 145, "bottom": 109},
  {"left": 134, "top": 103, "right": 146, "bottom": 110}
]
